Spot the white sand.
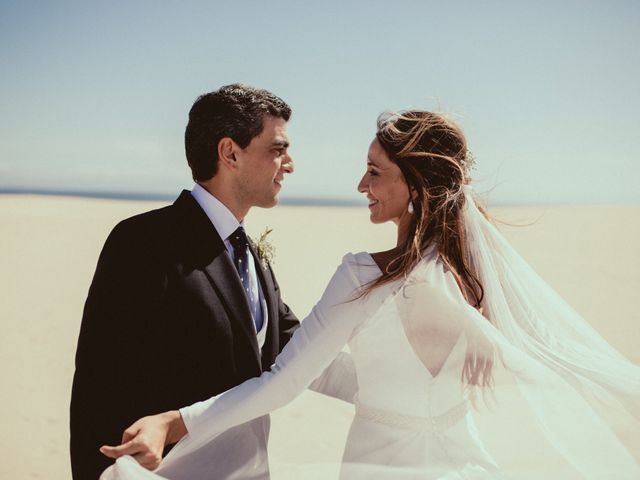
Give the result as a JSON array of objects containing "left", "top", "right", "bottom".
[{"left": 1, "top": 194, "right": 638, "bottom": 479}]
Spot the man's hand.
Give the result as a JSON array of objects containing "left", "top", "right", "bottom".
[{"left": 99, "top": 410, "right": 187, "bottom": 470}]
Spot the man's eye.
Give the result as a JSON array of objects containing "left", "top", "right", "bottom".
[{"left": 368, "top": 169, "right": 378, "bottom": 176}]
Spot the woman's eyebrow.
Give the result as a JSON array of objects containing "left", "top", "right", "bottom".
[{"left": 367, "top": 158, "right": 377, "bottom": 166}]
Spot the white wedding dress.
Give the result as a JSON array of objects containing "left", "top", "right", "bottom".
[
  {"left": 102, "top": 189, "right": 640, "bottom": 480},
  {"left": 331, "top": 252, "right": 501, "bottom": 479}
]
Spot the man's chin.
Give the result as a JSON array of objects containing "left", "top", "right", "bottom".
[{"left": 256, "top": 196, "right": 279, "bottom": 209}]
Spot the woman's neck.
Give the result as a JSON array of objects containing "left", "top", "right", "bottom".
[{"left": 395, "top": 214, "right": 413, "bottom": 248}]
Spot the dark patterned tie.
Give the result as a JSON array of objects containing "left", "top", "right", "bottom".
[{"left": 229, "top": 226, "right": 262, "bottom": 331}]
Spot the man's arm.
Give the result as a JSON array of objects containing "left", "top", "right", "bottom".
[
  {"left": 70, "top": 220, "right": 164, "bottom": 479},
  {"left": 268, "top": 265, "right": 300, "bottom": 349}
]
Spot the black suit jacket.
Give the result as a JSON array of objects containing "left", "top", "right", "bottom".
[{"left": 70, "top": 190, "right": 299, "bottom": 479}]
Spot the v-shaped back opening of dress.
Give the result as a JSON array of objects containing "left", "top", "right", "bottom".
[
  {"left": 399, "top": 321, "right": 465, "bottom": 379},
  {"left": 365, "top": 250, "right": 467, "bottom": 381}
]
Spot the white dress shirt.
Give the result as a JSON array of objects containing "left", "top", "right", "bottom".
[{"left": 191, "top": 184, "right": 268, "bottom": 348}]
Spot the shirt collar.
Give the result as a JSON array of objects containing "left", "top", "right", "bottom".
[{"left": 191, "top": 183, "right": 243, "bottom": 243}]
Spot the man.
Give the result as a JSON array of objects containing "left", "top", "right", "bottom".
[{"left": 70, "top": 84, "right": 300, "bottom": 479}]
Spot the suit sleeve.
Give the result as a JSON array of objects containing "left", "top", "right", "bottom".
[
  {"left": 268, "top": 265, "right": 300, "bottom": 349},
  {"left": 174, "top": 256, "right": 364, "bottom": 455},
  {"left": 70, "top": 221, "right": 166, "bottom": 479}
]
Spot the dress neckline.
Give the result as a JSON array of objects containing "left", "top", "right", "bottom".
[{"left": 361, "top": 245, "right": 438, "bottom": 274}]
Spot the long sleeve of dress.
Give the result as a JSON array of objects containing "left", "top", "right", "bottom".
[
  {"left": 177, "top": 255, "right": 366, "bottom": 452},
  {"left": 308, "top": 351, "right": 358, "bottom": 403}
]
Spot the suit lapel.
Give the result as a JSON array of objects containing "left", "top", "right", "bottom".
[
  {"left": 202, "top": 253, "right": 261, "bottom": 362},
  {"left": 174, "top": 191, "right": 261, "bottom": 368}
]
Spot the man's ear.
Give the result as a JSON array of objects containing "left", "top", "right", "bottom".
[{"left": 218, "top": 137, "right": 238, "bottom": 170}]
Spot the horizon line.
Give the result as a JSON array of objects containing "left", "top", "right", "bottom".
[
  {"left": 0, "top": 187, "right": 364, "bottom": 207},
  {"left": 1, "top": 187, "right": 637, "bottom": 208}
]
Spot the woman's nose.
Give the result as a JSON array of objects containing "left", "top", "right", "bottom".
[{"left": 357, "top": 174, "right": 368, "bottom": 193}]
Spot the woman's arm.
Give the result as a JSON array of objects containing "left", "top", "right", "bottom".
[{"left": 101, "top": 256, "right": 365, "bottom": 468}]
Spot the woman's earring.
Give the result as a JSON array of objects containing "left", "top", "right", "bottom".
[{"left": 408, "top": 201, "right": 414, "bottom": 214}]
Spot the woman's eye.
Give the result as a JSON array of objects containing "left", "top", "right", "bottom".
[{"left": 368, "top": 169, "right": 378, "bottom": 176}]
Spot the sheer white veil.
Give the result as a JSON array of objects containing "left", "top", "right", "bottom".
[{"left": 453, "top": 184, "right": 640, "bottom": 476}]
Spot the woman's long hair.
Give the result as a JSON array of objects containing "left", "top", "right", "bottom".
[{"left": 365, "top": 111, "right": 493, "bottom": 387}]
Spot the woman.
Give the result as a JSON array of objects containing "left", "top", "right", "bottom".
[{"left": 101, "top": 111, "right": 640, "bottom": 479}]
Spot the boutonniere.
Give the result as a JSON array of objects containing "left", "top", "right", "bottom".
[{"left": 251, "top": 227, "right": 275, "bottom": 269}]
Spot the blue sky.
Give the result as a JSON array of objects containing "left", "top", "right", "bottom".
[{"left": 1, "top": 0, "right": 639, "bottom": 205}]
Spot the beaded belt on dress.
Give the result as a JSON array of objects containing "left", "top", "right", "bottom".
[{"left": 354, "top": 396, "right": 469, "bottom": 433}]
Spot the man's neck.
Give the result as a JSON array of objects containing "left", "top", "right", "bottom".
[{"left": 197, "top": 180, "right": 249, "bottom": 222}]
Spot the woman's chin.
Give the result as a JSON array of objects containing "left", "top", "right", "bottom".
[{"left": 368, "top": 213, "right": 385, "bottom": 224}]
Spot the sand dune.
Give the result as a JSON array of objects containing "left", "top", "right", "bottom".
[{"left": 1, "top": 194, "right": 638, "bottom": 479}]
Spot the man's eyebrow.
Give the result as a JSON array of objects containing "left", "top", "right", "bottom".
[
  {"left": 272, "top": 139, "right": 289, "bottom": 148},
  {"left": 367, "top": 158, "right": 378, "bottom": 167}
]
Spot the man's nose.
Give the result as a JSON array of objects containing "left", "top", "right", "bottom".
[{"left": 282, "top": 154, "right": 294, "bottom": 174}]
